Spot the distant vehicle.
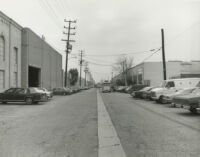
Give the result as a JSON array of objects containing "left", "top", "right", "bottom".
[
  {"left": 102, "top": 82, "right": 111, "bottom": 93},
  {"left": 0, "top": 88, "right": 47, "bottom": 104},
  {"left": 38, "top": 88, "right": 53, "bottom": 99},
  {"left": 53, "top": 87, "right": 71, "bottom": 95},
  {"left": 150, "top": 78, "right": 200, "bottom": 103},
  {"left": 162, "top": 87, "right": 197, "bottom": 104},
  {"left": 172, "top": 88, "right": 200, "bottom": 113},
  {"left": 131, "top": 86, "right": 152, "bottom": 98}
]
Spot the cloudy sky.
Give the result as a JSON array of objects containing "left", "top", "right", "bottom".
[{"left": 0, "top": 0, "right": 200, "bottom": 82}]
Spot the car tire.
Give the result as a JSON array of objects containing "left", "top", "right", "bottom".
[
  {"left": 190, "top": 107, "right": 197, "bottom": 114},
  {"left": 158, "top": 96, "right": 164, "bottom": 104},
  {"left": 2, "top": 101, "right": 7, "bottom": 104},
  {"left": 26, "top": 98, "right": 33, "bottom": 105}
]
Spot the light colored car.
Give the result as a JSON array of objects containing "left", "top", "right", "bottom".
[
  {"left": 39, "top": 88, "right": 53, "bottom": 99},
  {"left": 162, "top": 87, "right": 197, "bottom": 105},
  {"left": 172, "top": 88, "right": 200, "bottom": 113},
  {"left": 151, "top": 78, "right": 200, "bottom": 103}
]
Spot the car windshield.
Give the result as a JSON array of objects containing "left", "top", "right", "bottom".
[
  {"left": 29, "top": 88, "right": 43, "bottom": 93},
  {"left": 191, "top": 88, "right": 200, "bottom": 94}
]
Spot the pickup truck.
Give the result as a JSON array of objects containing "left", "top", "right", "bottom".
[{"left": 172, "top": 88, "right": 200, "bottom": 113}]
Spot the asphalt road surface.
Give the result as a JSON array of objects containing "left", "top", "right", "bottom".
[
  {"left": 0, "top": 89, "right": 98, "bottom": 157},
  {"left": 101, "top": 92, "right": 200, "bottom": 157},
  {"left": 0, "top": 88, "right": 200, "bottom": 157}
]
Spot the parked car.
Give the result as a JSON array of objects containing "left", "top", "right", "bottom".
[
  {"left": 142, "top": 86, "right": 158, "bottom": 100},
  {"left": 127, "top": 84, "right": 148, "bottom": 94},
  {"left": 131, "top": 86, "right": 152, "bottom": 98},
  {"left": 162, "top": 87, "right": 197, "bottom": 104},
  {"left": 38, "top": 88, "right": 53, "bottom": 99},
  {"left": 172, "top": 88, "right": 200, "bottom": 113},
  {"left": 53, "top": 87, "right": 71, "bottom": 95},
  {"left": 151, "top": 78, "right": 200, "bottom": 103},
  {"left": 116, "top": 86, "right": 128, "bottom": 92},
  {"left": 0, "top": 87, "right": 47, "bottom": 105}
]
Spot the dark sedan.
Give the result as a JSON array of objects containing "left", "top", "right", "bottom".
[
  {"left": 0, "top": 88, "right": 47, "bottom": 105},
  {"left": 131, "top": 86, "right": 152, "bottom": 98}
]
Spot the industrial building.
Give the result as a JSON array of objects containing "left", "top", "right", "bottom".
[
  {"left": 112, "top": 61, "right": 200, "bottom": 86},
  {"left": 0, "top": 11, "right": 63, "bottom": 92},
  {"left": 21, "top": 28, "right": 63, "bottom": 89},
  {"left": 0, "top": 11, "right": 22, "bottom": 92}
]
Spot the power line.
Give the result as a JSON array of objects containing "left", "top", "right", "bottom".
[
  {"left": 84, "top": 60, "right": 113, "bottom": 67},
  {"left": 37, "top": 0, "right": 62, "bottom": 29},
  {"left": 141, "top": 47, "right": 162, "bottom": 62},
  {"left": 71, "top": 48, "right": 160, "bottom": 57}
]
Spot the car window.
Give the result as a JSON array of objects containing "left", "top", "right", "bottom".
[
  {"left": 5, "top": 88, "right": 16, "bottom": 94},
  {"left": 16, "top": 89, "right": 27, "bottom": 94},
  {"left": 166, "top": 81, "right": 175, "bottom": 88}
]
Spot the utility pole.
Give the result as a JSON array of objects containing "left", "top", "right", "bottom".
[
  {"left": 62, "top": 19, "right": 76, "bottom": 87},
  {"left": 161, "top": 28, "right": 167, "bottom": 80},
  {"left": 79, "top": 50, "right": 84, "bottom": 87},
  {"left": 122, "top": 60, "right": 128, "bottom": 86},
  {"left": 84, "top": 62, "right": 88, "bottom": 86}
]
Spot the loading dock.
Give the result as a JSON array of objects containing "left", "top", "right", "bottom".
[{"left": 28, "top": 66, "right": 41, "bottom": 87}]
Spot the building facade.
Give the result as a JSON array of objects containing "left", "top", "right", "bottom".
[
  {"left": 112, "top": 61, "right": 200, "bottom": 86},
  {"left": 21, "top": 28, "right": 63, "bottom": 89},
  {"left": 0, "top": 11, "right": 22, "bottom": 92}
]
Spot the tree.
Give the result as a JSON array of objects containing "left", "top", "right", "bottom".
[
  {"left": 112, "top": 56, "right": 133, "bottom": 74},
  {"left": 112, "top": 56, "right": 134, "bottom": 86},
  {"left": 69, "top": 68, "right": 79, "bottom": 86}
]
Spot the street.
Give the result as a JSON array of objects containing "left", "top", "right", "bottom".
[{"left": 0, "top": 88, "right": 200, "bottom": 157}]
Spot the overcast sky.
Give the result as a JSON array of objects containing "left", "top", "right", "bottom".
[{"left": 0, "top": 0, "right": 200, "bottom": 82}]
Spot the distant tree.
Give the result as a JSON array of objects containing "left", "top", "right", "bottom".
[
  {"left": 112, "top": 56, "right": 133, "bottom": 74},
  {"left": 69, "top": 68, "right": 79, "bottom": 86},
  {"left": 112, "top": 56, "right": 134, "bottom": 86}
]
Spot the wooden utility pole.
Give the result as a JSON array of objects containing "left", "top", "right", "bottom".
[
  {"left": 161, "top": 28, "right": 167, "bottom": 80},
  {"left": 84, "top": 62, "right": 88, "bottom": 86},
  {"left": 62, "top": 19, "right": 76, "bottom": 87},
  {"left": 79, "top": 51, "right": 84, "bottom": 87}
]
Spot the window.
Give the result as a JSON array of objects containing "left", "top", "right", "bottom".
[
  {"left": 166, "top": 81, "right": 175, "bottom": 88},
  {"left": 0, "top": 70, "right": 5, "bottom": 89},
  {"left": 16, "top": 89, "right": 27, "bottom": 94},
  {"left": 0, "top": 36, "right": 5, "bottom": 61},
  {"left": 13, "top": 47, "right": 18, "bottom": 65},
  {"left": 13, "top": 72, "right": 18, "bottom": 87}
]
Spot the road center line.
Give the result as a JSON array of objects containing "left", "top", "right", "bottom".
[{"left": 97, "top": 91, "right": 127, "bottom": 157}]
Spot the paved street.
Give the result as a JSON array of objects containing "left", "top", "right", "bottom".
[
  {"left": 0, "top": 88, "right": 200, "bottom": 157},
  {"left": 102, "top": 92, "right": 200, "bottom": 157},
  {"left": 0, "top": 89, "right": 98, "bottom": 157}
]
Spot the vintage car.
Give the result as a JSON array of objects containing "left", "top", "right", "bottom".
[
  {"left": 172, "top": 88, "right": 200, "bottom": 113},
  {"left": 131, "top": 86, "right": 152, "bottom": 98},
  {"left": 53, "top": 87, "right": 71, "bottom": 95},
  {"left": 162, "top": 87, "right": 197, "bottom": 104},
  {"left": 0, "top": 87, "right": 47, "bottom": 105},
  {"left": 142, "top": 86, "right": 158, "bottom": 100},
  {"left": 38, "top": 87, "right": 53, "bottom": 99}
]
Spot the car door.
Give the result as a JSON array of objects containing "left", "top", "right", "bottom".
[
  {"left": 13, "top": 88, "right": 27, "bottom": 101},
  {"left": 3, "top": 88, "right": 16, "bottom": 101}
]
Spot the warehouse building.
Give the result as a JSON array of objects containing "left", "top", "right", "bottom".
[
  {"left": 0, "top": 11, "right": 63, "bottom": 92},
  {"left": 21, "top": 28, "right": 63, "bottom": 89},
  {"left": 0, "top": 11, "right": 22, "bottom": 92},
  {"left": 112, "top": 61, "right": 200, "bottom": 86}
]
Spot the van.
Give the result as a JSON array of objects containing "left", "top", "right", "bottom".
[{"left": 150, "top": 78, "right": 200, "bottom": 103}]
